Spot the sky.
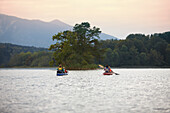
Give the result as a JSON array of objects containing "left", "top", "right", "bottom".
[{"left": 0, "top": 0, "right": 170, "bottom": 39}]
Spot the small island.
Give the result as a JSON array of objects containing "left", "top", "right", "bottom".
[{"left": 48, "top": 22, "right": 104, "bottom": 70}]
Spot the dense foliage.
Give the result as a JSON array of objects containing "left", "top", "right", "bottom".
[
  {"left": 49, "top": 22, "right": 105, "bottom": 69},
  {"left": 100, "top": 31, "right": 170, "bottom": 67},
  {"left": 8, "top": 51, "right": 52, "bottom": 67},
  {"left": 0, "top": 43, "right": 49, "bottom": 67},
  {"left": 0, "top": 31, "right": 169, "bottom": 68}
]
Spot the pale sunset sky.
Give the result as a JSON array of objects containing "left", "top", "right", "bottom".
[{"left": 0, "top": 0, "right": 170, "bottom": 39}]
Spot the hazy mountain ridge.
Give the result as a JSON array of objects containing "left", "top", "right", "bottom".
[{"left": 0, "top": 14, "right": 118, "bottom": 47}]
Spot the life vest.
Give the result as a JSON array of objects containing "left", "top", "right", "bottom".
[
  {"left": 58, "top": 67, "right": 62, "bottom": 70},
  {"left": 105, "top": 67, "right": 109, "bottom": 72}
]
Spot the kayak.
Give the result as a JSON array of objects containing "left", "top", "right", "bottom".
[
  {"left": 57, "top": 73, "right": 68, "bottom": 76},
  {"left": 103, "top": 72, "right": 113, "bottom": 75}
]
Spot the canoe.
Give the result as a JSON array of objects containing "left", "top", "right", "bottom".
[
  {"left": 57, "top": 73, "right": 68, "bottom": 76},
  {"left": 103, "top": 72, "right": 113, "bottom": 75}
]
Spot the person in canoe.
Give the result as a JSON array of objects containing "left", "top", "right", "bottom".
[
  {"left": 57, "top": 64, "right": 64, "bottom": 73},
  {"left": 63, "top": 67, "right": 68, "bottom": 73}
]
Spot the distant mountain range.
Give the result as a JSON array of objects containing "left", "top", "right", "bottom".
[{"left": 0, "top": 14, "right": 118, "bottom": 47}]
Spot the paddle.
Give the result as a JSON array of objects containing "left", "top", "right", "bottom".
[{"left": 99, "top": 64, "right": 119, "bottom": 75}]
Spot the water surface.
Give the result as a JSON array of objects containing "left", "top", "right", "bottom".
[{"left": 0, "top": 68, "right": 170, "bottom": 113}]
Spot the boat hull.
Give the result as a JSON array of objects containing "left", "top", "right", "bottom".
[
  {"left": 103, "top": 72, "right": 113, "bottom": 75},
  {"left": 57, "top": 73, "right": 68, "bottom": 76}
]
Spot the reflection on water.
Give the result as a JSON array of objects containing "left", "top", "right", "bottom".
[{"left": 0, "top": 68, "right": 170, "bottom": 113}]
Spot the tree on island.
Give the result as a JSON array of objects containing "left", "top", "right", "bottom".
[{"left": 49, "top": 22, "right": 105, "bottom": 69}]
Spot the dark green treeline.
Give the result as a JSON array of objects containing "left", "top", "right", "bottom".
[
  {"left": 100, "top": 32, "right": 170, "bottom": 67},
  {"left": 0, "top": 31, "right": 170, "bottom": 68},
  {"left": 8, "top": 51, "right": 52, "bottom": 67},
  {"left": 0, "top": 43, "right": 51, "bottom": 67}
]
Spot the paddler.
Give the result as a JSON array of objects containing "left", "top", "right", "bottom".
[
  {"left": 63, "top": 67, "right": 68, "bottom": 73},
  {"left": 104, "top": 65, "right": 112, "bottom": 73},
  {"left": 57, "top": 64, "right": 64, "bottom": 73}
]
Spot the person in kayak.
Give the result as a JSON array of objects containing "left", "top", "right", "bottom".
[
  {"left": 104, "top": 65, "right": 112, "bottom": 73},
  {"left": 57, "top": 64, "right": 64, "bottom": 73}
]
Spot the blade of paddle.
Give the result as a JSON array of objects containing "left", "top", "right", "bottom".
[
  {"left": 115, "top": 73, "right": 119, "bottom": 75},
  {"left": 99, "top": 64, "right": 104, "bottom": 68}
]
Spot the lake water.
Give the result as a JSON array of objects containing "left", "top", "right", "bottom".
[{"left": 0, "top": 68, "right": 169, "bottom": 113}]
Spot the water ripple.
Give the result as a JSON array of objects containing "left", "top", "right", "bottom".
[{"left": 0, "top": 68, "right": 170, "bottom": 113}]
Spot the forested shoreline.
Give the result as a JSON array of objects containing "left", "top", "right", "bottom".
[
  {"left": 100, "top": 32, "right": 170, "bottom": 67},
  {"left": 0, "top": 43, "right": 50, "bottom": 67},
  {"left": 0, "top": 31, "right": 170, "bottom": 69}
]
